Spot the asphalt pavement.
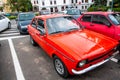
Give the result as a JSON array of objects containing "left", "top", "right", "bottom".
[{"left": 0, "top": 20, "right": 120, "bottom": 80}]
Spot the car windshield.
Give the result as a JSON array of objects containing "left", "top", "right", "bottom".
[
  {"left": 67, "top": 9, "right": 81, "bottom": 15},
  {"left": 46, "top": 16, "right": 81, "bottom": 34},
  {"left": 19, "top": 13, "right": 35, "bottom": 21},
  {"left": 108, "top": 13, "right": 120, "bottom": 25}
]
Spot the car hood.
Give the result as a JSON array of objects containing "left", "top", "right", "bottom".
[
  {"left": 19, "top": 20, "right": 31, "bottom": 26},
  {"left": 47, "top": 29, "right": 118, "bottom": 60}
]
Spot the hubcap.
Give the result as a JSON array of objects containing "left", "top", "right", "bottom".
[{"left": 55, "top": 59, "right": 64, "bottom": 75}]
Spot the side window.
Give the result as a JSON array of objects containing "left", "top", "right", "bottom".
[
  {"left": 92, "top": 15, "right": 99, "bottom": 24},
  {"left": 81, "top": 15, "right": 91, "bottom": 22},
  {"left": 37, "top": 19, "right": 45, "bottom": 34},
  {"left": 0, "top": 15, "right": 5, "bottom": 20},
  {"left": 99, "top": 15, "right": 110, "bottom": 25},
  {"left": 31, "top": 19, "right": 37, "bottom": 28},
  {"left": 37, "top": 19, "right": 44, "bottom": 29}
]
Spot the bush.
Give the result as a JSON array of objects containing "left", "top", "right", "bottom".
[
  {"left": 113, "top": 8, "right": 120, "bottom": 12},
  {"left": 88, "top": 6, "right": 109, "bottom": 12},
  {"left": 7, "top": 16, "right": 17, "bottom": 20}
]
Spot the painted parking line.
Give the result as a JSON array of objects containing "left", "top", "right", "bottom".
[
  {"left": 0, "top": 36, "right": 26, "bottom": 41},
  {"left": 111, "top": 58, "right": 118, "bottom": 63},
  {"left": 8, "top": 39, "right": 25, "bottom": 80}
]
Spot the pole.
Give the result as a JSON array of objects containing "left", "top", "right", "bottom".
[{"left": 111, "top": 0, "right": 114, "bottom": 11}]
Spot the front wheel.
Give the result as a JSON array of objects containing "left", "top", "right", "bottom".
[
  {"left": 53, "top": 56, "right": 69, "bottom": 78},
  {"left": 8, "top": 22, "right": 11, "bottom": 29},
  {"left": 30, "top": 36, "right": 37, "bottom": 46}
]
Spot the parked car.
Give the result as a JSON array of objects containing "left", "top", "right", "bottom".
[
  {"left": 64, "top": 8, "right": 82, "bottom": 19},
  {"left": 0, "top": 15, "right": 11, "bottom": 32},
  {"left": 77, "top": 12, "right": 120, "bottom": 51},
  {"left": 28, "top": 14, "right": 118, "bottom": 78},
  {"left": 16, "top": 12, "right": 35, "bottom": 34}
]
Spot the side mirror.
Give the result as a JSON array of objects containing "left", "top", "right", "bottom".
[
  {"left": 105, "top": 22, "right": 111, "bottom": 27},
  {"left": 37, "top": 27, "right": 45, "bottom": 36}
]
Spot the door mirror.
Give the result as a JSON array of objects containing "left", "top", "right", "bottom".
[
  {"left": 37, "top": 27, "right": 45, "bottom": 35},
  {"left": 105, "top": 22, "right": 111, "bottom": 27}
]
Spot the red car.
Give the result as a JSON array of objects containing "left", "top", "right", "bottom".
[
  {"left": 28, "top": 14, "right": 118, "bottom": 78},
  {"left": 78, "top": 12, "right": 120, "bottom": 50}
]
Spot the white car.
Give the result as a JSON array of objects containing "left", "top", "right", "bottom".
[{"left": 0, "top": 15, "right": 11, "bottom": 32}]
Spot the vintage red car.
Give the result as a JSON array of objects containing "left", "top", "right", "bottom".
[
  {"left": 78, "top": 12, "right": 120, "bottom": 50},
  {"left": 28, "top": 14, "right": 118, "bottom": 78}
]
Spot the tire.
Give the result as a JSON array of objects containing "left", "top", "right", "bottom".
[
  {"left": 53, "top": 56, "right": 69, "bottom": 78},
  {"left": 30, "top": 36, "right": 37, "bottom": 46},
  {"left": 8, "top": 22, "right": 11, "bottom": 29}
]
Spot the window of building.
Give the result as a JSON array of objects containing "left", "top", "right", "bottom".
[
  {"left": 50, "top": 8, "right": 53, "bottom": 12},
  {"left": 85, "top": 6, "right": 87, "bottom": 9},
  {"left": 71, "top": 0, "right": 74, "bottom": 3},
  {"left": 82, "top": 0, "right": 84, "bottom": 3},
  {"left": 63, "top": 0, "right": 66, "bottom": 4},
  {"left": 55, "top": 7, "right": 58, "bottom": 12},
  {"left": 37, "top": 0, "right": 38, "bottom": 4},
  {"left": 42, "top": 1, "right": 45, "bottom": 6},
  {"left": 75, "top": 0, "right": 77, "bottom": 3},
  {"left": 61, "top": 6, "right": 64, "bottom": 11},
  {"left": 82, "top": 6, "right": 84, "bottom": 9},
  {"left": 50, "top": 1, "right": 52, "bottom": 5},
  {"left": 34, "top": 1, "right": 36, "bottom": 4},
  {"left": 54, "top": 0, "right": 56, "bottom": 4},
  {"left": 85, "top": 0, "right": 88, "bottom": 3}
]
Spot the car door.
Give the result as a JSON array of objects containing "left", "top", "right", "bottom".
[
  {"left": 90, "top": 15, "right": 115, "bottom": 38},
  {"left": 0, "top": 15, "right": 6, "bottom": 31}
]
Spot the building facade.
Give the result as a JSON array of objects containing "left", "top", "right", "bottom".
[{"left": 31, "top": 0, "right": 94, "bottom": 12}]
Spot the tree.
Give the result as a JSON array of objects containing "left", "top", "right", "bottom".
[{"left": 7, "top": 0, "right": 32, "bottom": 12}]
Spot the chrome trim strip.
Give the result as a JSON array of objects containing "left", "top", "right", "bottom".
[{"left": 72, "top": 58, "right": 110, "bottom": 75}]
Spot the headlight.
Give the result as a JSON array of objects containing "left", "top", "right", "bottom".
[{"left": 78, "top": 60, "right": 86, "bottom": 67}]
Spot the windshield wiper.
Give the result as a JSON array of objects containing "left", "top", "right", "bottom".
[
  {"left": 50, "top": 31, "right": 64, "bottom": 34},
  {"left": 66, "top": 28, "right": 79, "bottom": 32}
]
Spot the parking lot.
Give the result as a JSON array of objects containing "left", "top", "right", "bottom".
[{"left": 0, "top": 20, "right": 120, "bottom": 80}]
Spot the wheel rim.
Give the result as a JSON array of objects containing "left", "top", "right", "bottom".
[
  {"left": 55, "top": 59, "right": 64, "bottom": 75},
  {"left": 30, "top": 37, "right": 34, "bottom": 44}
]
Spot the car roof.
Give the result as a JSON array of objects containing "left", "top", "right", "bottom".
[
  {"left": 18, "top": 12, "right": 34, "bottom": 15},
  {"left": 84, "top": 12, "right": 114, "bottom": 15},
  {"left": 35, "top": 14, "right": 71, "bottom": 20}
]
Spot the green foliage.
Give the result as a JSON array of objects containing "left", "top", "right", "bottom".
[
  {"left": 88, "top": 6, "right": 109, "bottom": 12},
  {"left": 7, "top": 0, "right": 32, "bottom": 12},
  {"left": 7, "top": 16, "right": 17, "bottom": 20},
  {"left": 113, "top": 8, "right": 120, "bottom": 12}
]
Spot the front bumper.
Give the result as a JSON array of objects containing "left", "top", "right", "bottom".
[{"left": 72, "top": 51, "right": 119, "bottom": 75}]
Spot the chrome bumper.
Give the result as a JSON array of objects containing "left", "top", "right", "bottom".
[{"left": 72, "top": 51, "right": 119, "bottom": 75}]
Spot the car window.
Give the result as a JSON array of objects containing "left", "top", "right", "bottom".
[
  {"left": 92, "top": 15, "right": 99, "bottom": 24},
  {"left": 0, "top": 15, "right": 5, "bottom": 20},
  {"left": 37, "top": 19, "right": 44, "bottom": 29},
  {"left": 82, "top": 15, "right": 91, "bottom": 22},
  {"left": 92, "top": 15, "right": 110, "bottom": 25},
  {"left": 108, "top": 13, "right": 120, "bottom": 25},
  {"left": 31, "top": 19, "right": 37, "bottom": 28},
  {"left": 19, "top": 13, "right": 35, "bottom": 21},
  {"left": 99, "top": 15, "right": 110, "bottom": 25},
  {"left": 46, "top": 16, "right": 81, "bottom": 34}
]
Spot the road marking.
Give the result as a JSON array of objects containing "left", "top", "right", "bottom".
[
  {"left": 0, "top": 33, "right": 20, "bottom": 37},
  {"left": 0, "top": 36, "right": 26, "bottom": 41},
  {"left": 8, "top": 39, "right": 25, "bottom": 80},
  {"left": 110, "top": 58, "right": 118, "bottom": 63}
]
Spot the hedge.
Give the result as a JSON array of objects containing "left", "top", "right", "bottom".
[{"left": 7, "top": 16, "right": 17, "bottom": 20}]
